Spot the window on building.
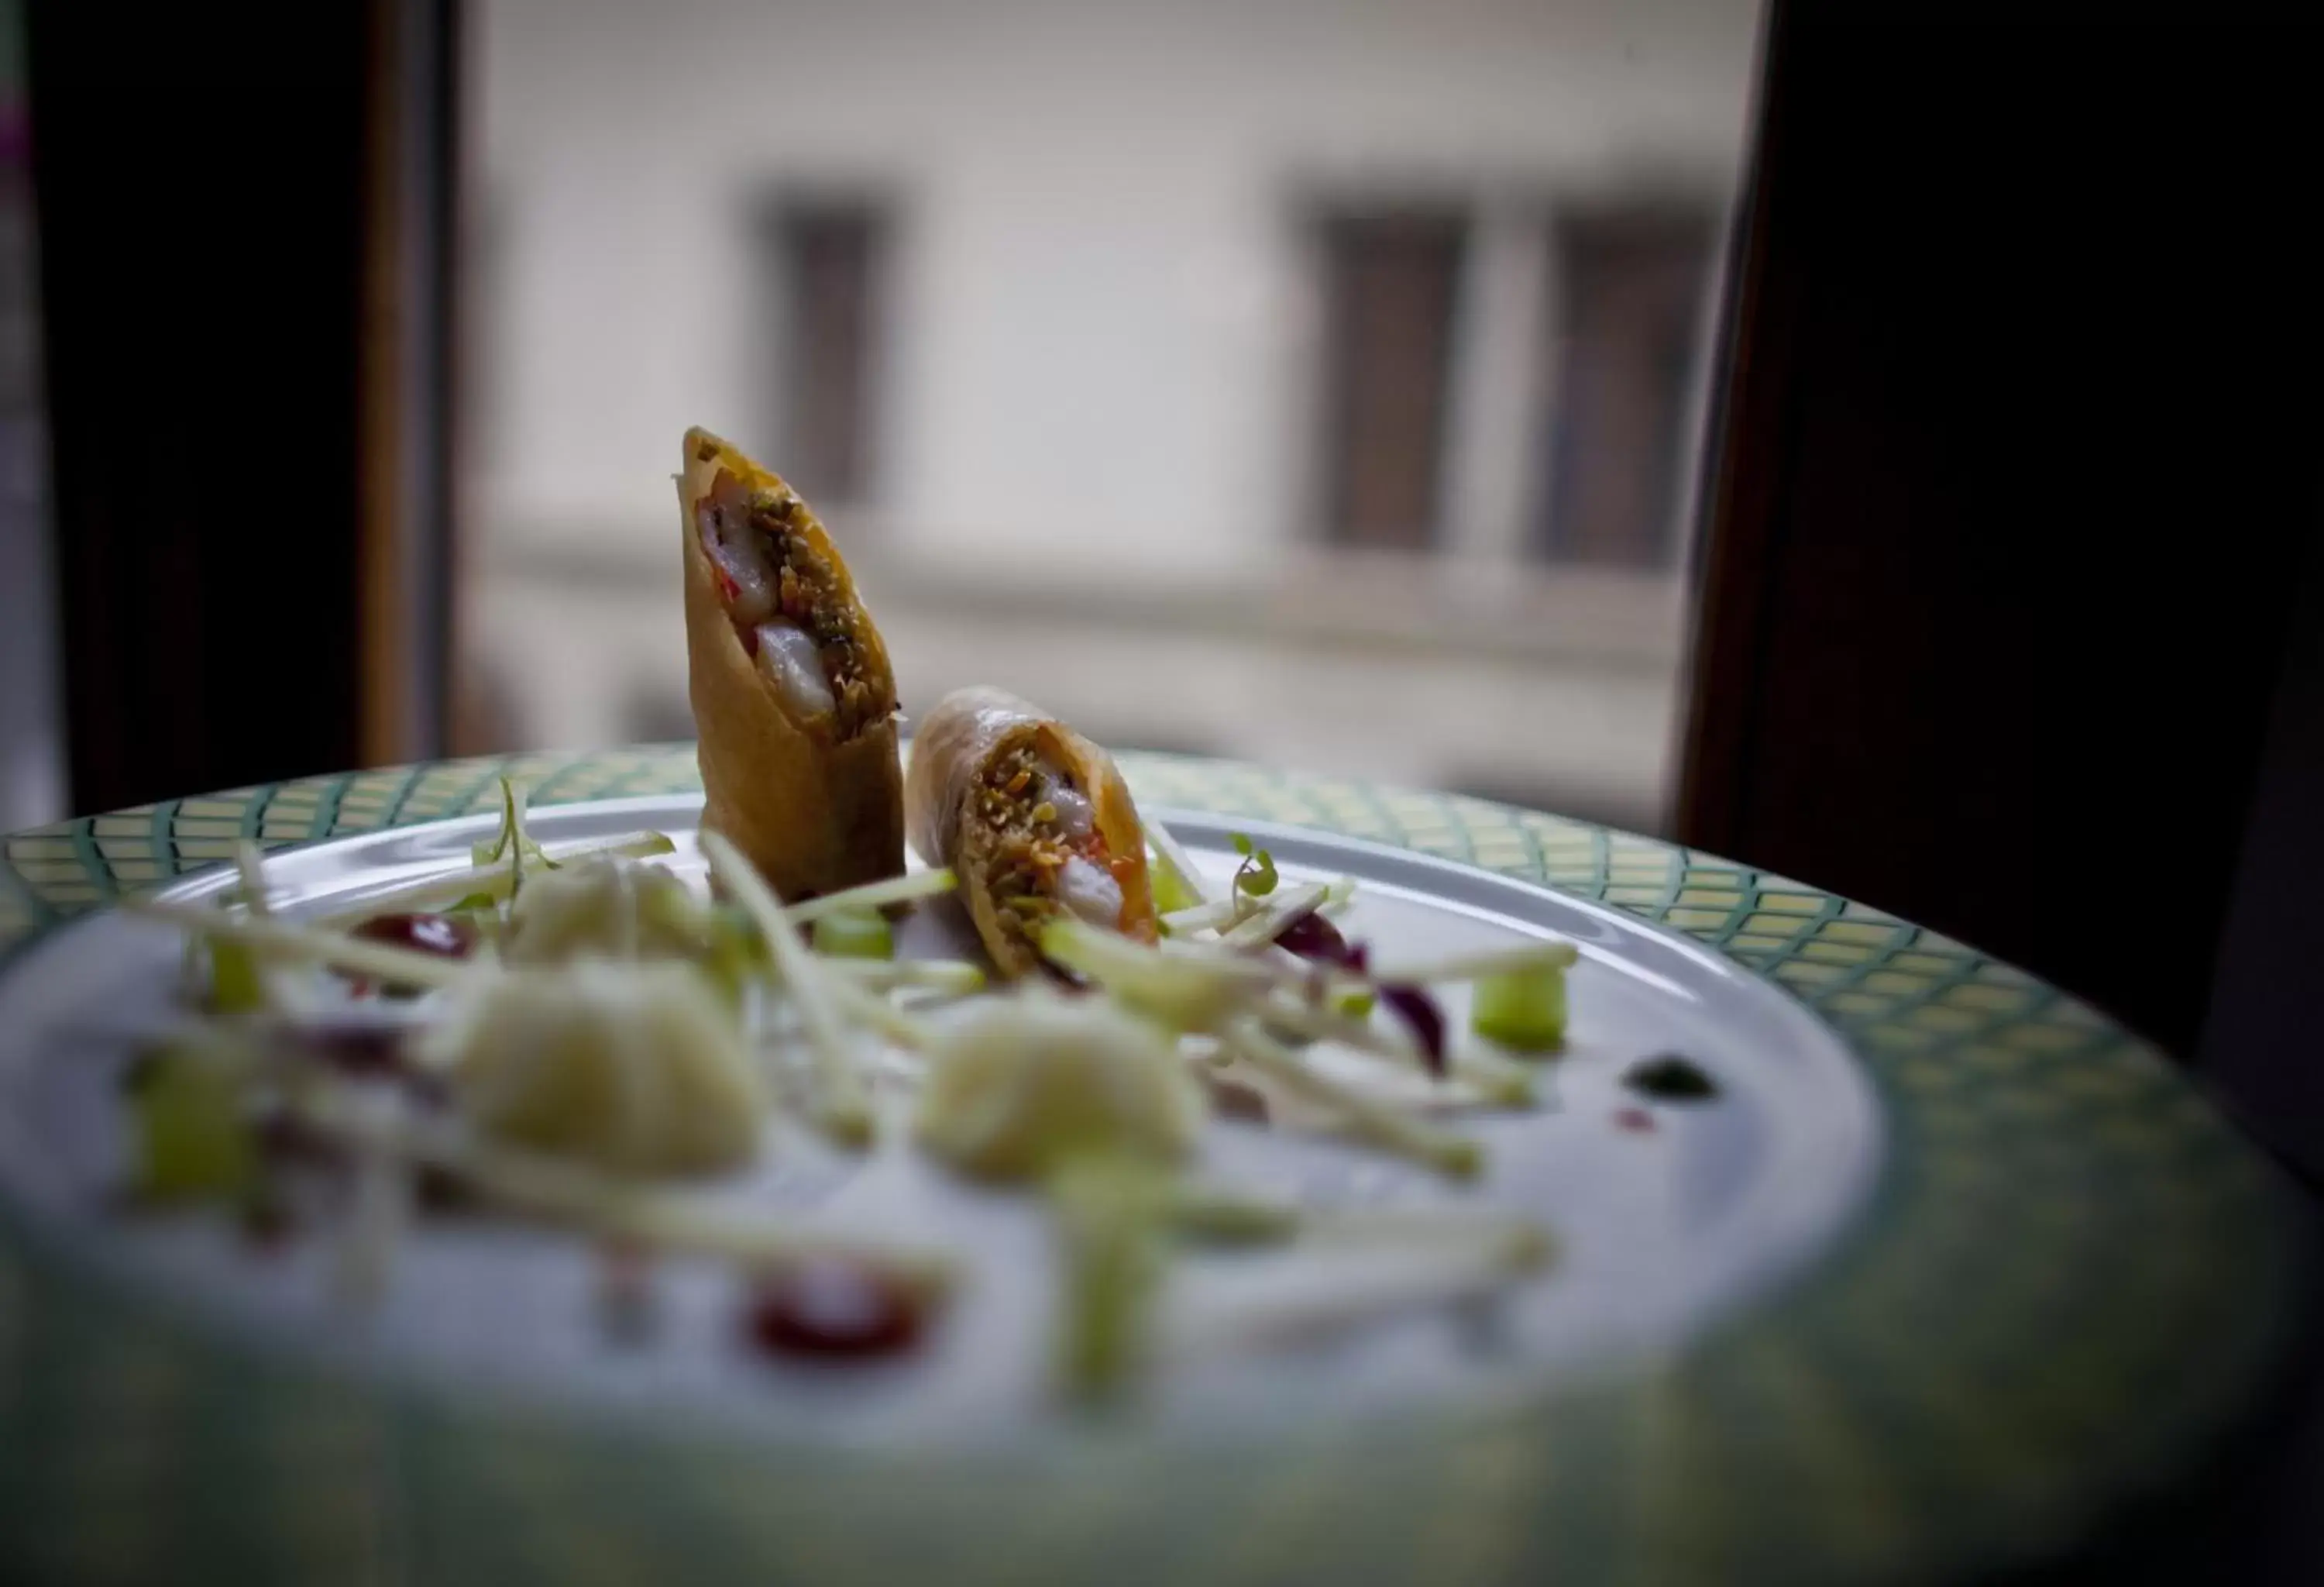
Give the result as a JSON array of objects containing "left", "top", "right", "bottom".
[
  {"left": 1537, "top": 204, "right": 1714, "bottom": 569},
  {"left": 757, "top": 200, "right": 887, "bottom": 505},
  {"left": 1312, "top": 208, "right": 1466, "bottom": 552}
]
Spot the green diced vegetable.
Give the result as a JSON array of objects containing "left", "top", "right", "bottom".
[
  {"left": 208, "top": 938, "right": 268, "bottom": 1014},
  {"left": 811, "top": 907, "right": 895, "bottom": 961},
  {"left": 128, "top": 1041, "right": 258, "bottom": 1204},
  {"left": 1050, "top": 1155, "right": 1171, "bottom": 1405},
  {"left": 1471, "top": 962, "right": 1567, "bottom": 1055},
  {"left": 1333, "top": 986, "right": 1377, "bottom": 1020}
]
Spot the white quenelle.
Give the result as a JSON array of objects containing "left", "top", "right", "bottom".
[
  {"left": 425, "top": 962, "right": 766, "bottom": 1177},
  {"left": 500, "top": 856, "right": 705, "bottom": 967},
  {"left": 915, "top": 991, "right": 1202, "bottom": 1182}
]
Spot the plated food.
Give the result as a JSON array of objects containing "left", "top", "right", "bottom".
[{"left": 93, "top": 429, "right": 1645, "bottom": 1408}]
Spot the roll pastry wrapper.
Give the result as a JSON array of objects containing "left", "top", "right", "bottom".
[
  {"left": 905, "top": 687, "right": 1160, "bottom": 977},
  {"left": 679, "top": 428, "right": 904, "bottom": 901}
]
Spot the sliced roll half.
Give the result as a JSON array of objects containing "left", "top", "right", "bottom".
[
  {"left": 905, "top": 686, "right": 1160, "bottom": 977},
  {"left": 680, "top": 427, "right": 904, "bottom": 900}
]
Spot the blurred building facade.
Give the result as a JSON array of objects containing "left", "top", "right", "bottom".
[{"left": 466, "top": 0, "right": 1762, "bottom": 831}]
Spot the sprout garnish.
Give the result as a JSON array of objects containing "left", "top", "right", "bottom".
[
  {"left": 1219, "top": 883, "right": 1329, "bottom": 950},
  {"left": 137, "top": 901, "right": 480, "bottom": 997},
  {"left": 294, "top": 1088, "right": 954, "bottom": 1300},
  {"left": 700, "top": 831, "right": 875, "bottom": 1148},
  {"left": 318, "top": 831, "right": 677, "bottom": 931},
  {"left": 811, "top": 908, "right": 895, "bottom": 961},
  {"left": 1166, "top": 1224, "right": 1552, "bottom": 1360},
  {"left": 1220, "top": 1018, "right": 1482, "bottom": 1180},
  {"left": 821, "top": 973, "right": 941, "bottom": 1054},
  {"left": 1037, "top": 916, "right": 1281, "bottom": 1032},
  {"left": 826, "top": 958, "right": 985, "bottom": 996},
  {"left": 1169, "top": 876, "right": 1356, "bottom": 938},
  {"left": 1160, "top": 898, "right": 1239, "bottom": 934},
  {"left": 1145, "top": 818, "right": 1208, "bottom": 914},
  {"left": 471, "top": 776, "right": 559, "bottom": 897},
  {"left": 781, "top": 866, "right": 957, "bottom": 925},
  {"left": 1257, "top": 993, "right": 1536, "bottom": 1107}
]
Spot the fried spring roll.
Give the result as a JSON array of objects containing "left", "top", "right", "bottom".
[
  {"left": 905, "top": 687, "right": 1159, "bottom": 977},
  {"left": 680, "top": 428, "right": 903, "bottom": 900}
]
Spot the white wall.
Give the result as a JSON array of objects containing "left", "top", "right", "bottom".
[{"left": 476, "top": 0, "right": 1758, "bottom": 569}]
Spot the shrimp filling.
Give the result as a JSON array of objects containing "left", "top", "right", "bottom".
[
  {"left": 971, "top": 743, "right": 1133, "bottom": 952},
  {"left": 753, "top": 621, "right": 836, "bottom": 721},
  {"left": 1054, "top": 856, "right": 1123, "bottom": 927},
  {"left": 693, "top": 451, "right": 892, "bottom": 738}
]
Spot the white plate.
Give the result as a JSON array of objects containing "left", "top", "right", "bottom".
[{"left": 0, "top": 794, "right": 1880, "bottom": 1447}]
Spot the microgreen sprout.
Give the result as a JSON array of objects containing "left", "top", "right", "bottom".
[
  {"left": 811, "top": 908, "right": 895, "bottom": 961},
  {"left": 470, "top": 777, "right": 559, "bottom": 899},
  {"left": 1229, "top": 833, "right": 1278, "bottom": 904}
]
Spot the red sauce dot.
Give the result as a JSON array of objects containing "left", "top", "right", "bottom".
[
  {"left": 352, "top": 912, "right": 478, "bottom": 959},
  {"left": 749, "top": 1258, "right": 925, "bottom": 1362},
  {"left": 344, "top": 912, "right": 478, "bottom": 997},
  {"left": 1613, "top": 1106, "right": 1659, "bottom": 1134}
]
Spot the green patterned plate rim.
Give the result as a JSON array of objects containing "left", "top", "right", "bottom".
[{"left": 0, "top": 745, "right": 2309, "bottom": 1587}]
